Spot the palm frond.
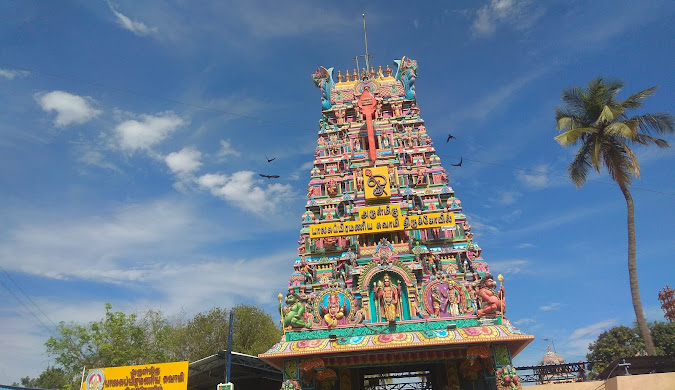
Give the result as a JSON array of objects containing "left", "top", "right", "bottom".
[
  {"left": 555, "top": 108, "right": 588, "bottom": 130},
  {"left": 561, "top": 86, "right": 587, "bottom": 116},
  {"left": 621, "top": 140, "right": 641, "bottom": 178},
  {"left": 631, "top": 113, "right": 675, "bottom": 135},
  {"left": 621, "top": 85, "right": 658, "bottom": 109},
  {"left": 555, "top": 127, "right": 596, "bottom": 146},
  {"left": 601, "top": 138, "right": 635, "bottom": 187},
  {"left": 605, "top": 121, "right": 637, "bottom": 139},
  {"left": 568, "top": 138, "right": 594, "bottom": 188},
  {"left": 591, "top": 135, "right": 603, "bottom": 172},
  {"left": 632, "top": 134, "right": 671, "bottom": 148},
  {"left": 596, "top": 105, "right": 617, "bottom": 124}
]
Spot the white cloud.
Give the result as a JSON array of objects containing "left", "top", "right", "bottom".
[
  {"left": 569, "top": 319, "right": 617, "bottom": 340},
  {"left": 165, "top": 147, "right": 203, "bottom": 175},
  {"left": 0, "top": 68, "right": 30, "bottom": 80},
  {"left": 514, "top": 318, "right": 536, "bottom": 325},
  {"left": 114, "top": 112, "right": 185, "bottom": 152},
  {"left": 516, "top": 165, "right": 551, "bottom": 189},
  {"left": 217, "top": 139, "right": 240, "bottom": 159},
  {"left": 488, "top": 259, "right": 530, "bottom": 274},
  {"left": 494, "top": 191, "right": 520, "bottom": 205},
  {"left": 196, "top": 170, "right": 293, "bottom": 215},
  {"left": 472, "top": 0, "right": 543, "bottom": 37},
  {"left": 0, "top": 199, "right": 219, "bottom": 283},
  {"left": 106, "top": 0, "right": 157, "bottom": 36},
  {"left": 35, "top": 91, "right": 102, "bottom": 127},
  {"left": 289, "top": 160, "right": 315, "bottom": 180},
  {"left": 566, "top": 318, "right": 618, "bottom": 356},
  {"left": 455, "top": 64, "right": 550, "bottom": 121},
  {"left": 539, "top": 302, "right": 561, "bottom": 311},
  {"left": 78, "top": 148, "right": 121, "bottom": 173}
]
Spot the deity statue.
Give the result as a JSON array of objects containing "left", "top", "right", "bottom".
[
  {"left": 312, "top": 66, "right": 335, "bottom": 110},
  {"left": 335, "top": 108, "right": 346, "bottom": 124},
  {"left": 321, "top": 291, "right": 346, "bottom": 328},
  {"left": 415, "top": 168, "right": 426, "bottom": 186},
  {"left": 281, "top": 292, "right": 313, "bottom": 329},
  {"left": 326, "top": 178, "right": 338, "bottom": 196},
  {"left": 354, "top": 170, "right": 364, "bottom": 190},
  {"left": 475, "top": 274, "right": 505, "bottom": 317},
  {"left": 441, "top": 286, "right": 460, "bottom": 316},
  {"left": 333, "top": 259, "right": 350, "bottom": 285},
  {"left": 431, "top": 287, "right": 441, "bottom": 317},
  {"left": 375, "top": 274, "right": 400, "bottom": 322},
  {"left": 394, "top": 56, "right": 417, "bottom": 100},
  {"left": 299, "top": 257, "right": 315, "bottom": 284},
  {"left": 388, "top": 165, "right": 397, "bottom": 188},
  {"left": 381, "top": 133, "right": 390, "bottom": 148}
]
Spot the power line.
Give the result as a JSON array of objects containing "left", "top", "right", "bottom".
[
  {"left": 0, "top": 264, "right": 60, "bottom": 328},
  {"left": 439, "top": 155, "right": 675, "bottom": 196},
  {"left": 2, "top": 62, "right": 673, "bottom": 197},
  {"left": 0, "top": 276, "right": 56, "bottom": 338}
]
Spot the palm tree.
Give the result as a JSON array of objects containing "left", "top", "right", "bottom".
[{"left": 554, "top": 78, "right": 674, "bottom": 356}]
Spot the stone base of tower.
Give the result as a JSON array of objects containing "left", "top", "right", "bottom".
[{"left": 260, "top": 320, "right": 533, "bottom": 390}]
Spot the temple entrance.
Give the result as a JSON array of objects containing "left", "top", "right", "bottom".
[
  {"left": 357, "top": 363, "right": 446, "bottom": 390},
  {"left": 363, "top": 371, "right": 431, "bottom": 390}
]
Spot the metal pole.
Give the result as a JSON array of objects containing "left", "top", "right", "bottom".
[
  {"left": 362, "top": 14, "right": 370, "bottom": 72},
  {"left": 226, "top": 310, "right": 234, "bottom": 383},
  {"left": 79, "top": 367, "right": 86, "bottom": 390},
  {"left": 543, "top": 338, "right": 557, "bottom": 354},
  {"left": 352, "top": 56, "right": 360, "bottom": 79}
]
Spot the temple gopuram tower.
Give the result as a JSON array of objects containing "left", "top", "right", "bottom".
[{"left": 259, "top": 58, "right": 534, "bottom": 390}]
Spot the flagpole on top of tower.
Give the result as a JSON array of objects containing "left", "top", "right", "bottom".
[{"left": 363, "top": 14, "right": 370, "bottom": 72}]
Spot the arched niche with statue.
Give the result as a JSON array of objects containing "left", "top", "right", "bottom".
[{"left": 357, "top": 260, "right": 416, "bottom": 323}]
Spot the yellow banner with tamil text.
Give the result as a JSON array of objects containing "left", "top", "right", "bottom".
[
  {"left": 309, "top": 205, "right": 455, "bottom": 238},
  {"left": 81, "top": 361, "right": 189, "bottom": 390}
]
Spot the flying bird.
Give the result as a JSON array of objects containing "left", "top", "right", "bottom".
[
  {"left": 265, "top": 155, "right": 276, "bottom": 163},
  {"left": 259, "top": 174, "right": 280, "bottom": 179},
  {"left": 450, "top": 157, "right": 463, "bottom": 167},
  {"left": 446, "top": 134, "right": 457, "bottom": 143}
]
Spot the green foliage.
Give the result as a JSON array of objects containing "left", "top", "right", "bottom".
[
  {"left": 28, "top": 303, "right": 281, "bottom": 390},
  {"left": 554, "top": 77, "right": 673, "bottom": 357},
  {"left": 555, "top": 77, "right": 673, "bottom": 188},
  {"left": 651, "top": 321, "right": 675, "bottom": 356},
  {"left": 13, "top": 367, "right": 69, "bottom": 390},
  {"left": 587, "top": 325, "right": 644, "bottom": 374},
  {"left": 586, "top": 322, "right": 675, "bottom": 374},
  {"left": 231, "top": 304, "right": 283, "bottom": 356}
]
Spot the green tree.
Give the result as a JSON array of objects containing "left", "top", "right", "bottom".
[
  {"left": 650, "top": 321, "right": 675, "bottom": 356},
  {"left": 587, "top": 325, "right": 644, "bottom": 374},
  {"left": 587, "top": 322, "right": 675, "bottom": 374},
  {"left": 37, "top": 303, "right": 281, "bottom": 388},
  {"left": 45, "top": 303, "right": 152, "bottom": 388},
  {"left": 231, "top": 304, "right": 283, "bottom": 356},
  {"left": 555, "top": 78, "right": 674, "bottom": 355}
]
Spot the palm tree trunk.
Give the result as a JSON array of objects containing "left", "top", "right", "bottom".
[{"left": 619, "top": 183, "right": 656, "bottom": 355}]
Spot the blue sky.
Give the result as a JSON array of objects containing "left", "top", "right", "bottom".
[{"left": 1, "top": 0, "right": 674, "bottom": 382}]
